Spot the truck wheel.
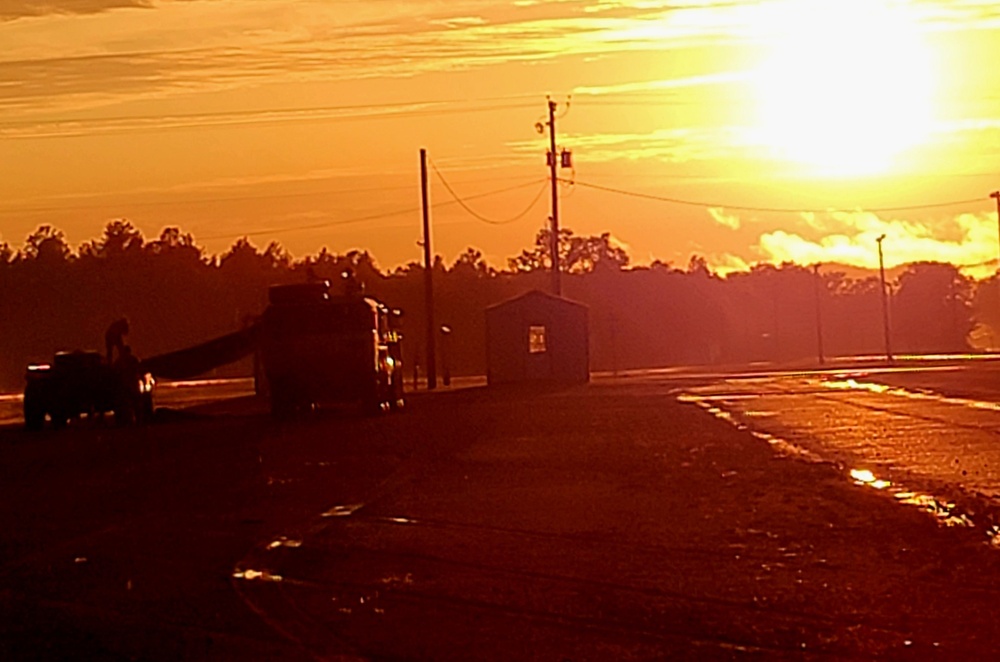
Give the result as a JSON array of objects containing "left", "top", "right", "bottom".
[
  {"left": 388, "top": 375, "right": 404, "bottom": 411},
  {"left": 270, "top": 389, "right": 296, "bottom": 418},
  {"left": 140, "top": 393, "right": 154, "bottom": 424},
  {"left": 23, "top": 389, "right": 45, "bottom": 431},
  {"left": 362, "top": 381, "right": 387, "bottom": 416},
  {"left": 362, "top": 396, "right": 386, "bottom": 416},
  {"left": 50, "top": 410, "right": 68, "bottom": 429}
]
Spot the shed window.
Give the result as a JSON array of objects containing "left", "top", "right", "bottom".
[{"left": 528, "top": 325, "right": 547, "bottom": 353}]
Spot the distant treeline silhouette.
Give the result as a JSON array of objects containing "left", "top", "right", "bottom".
[{"left": 0, "top": 220, "right": 993, "bottom": 391}]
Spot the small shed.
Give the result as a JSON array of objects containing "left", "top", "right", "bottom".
[{"left": 485, "top": 290, "right": 589, "bottom": 386}]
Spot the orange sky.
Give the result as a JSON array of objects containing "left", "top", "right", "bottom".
[{"left": 2, "top": 0, "right": 1000, "bottom": 275}]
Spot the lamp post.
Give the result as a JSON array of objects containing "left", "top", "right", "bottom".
[
  {"left": 876, "top": 234, "right": 893, "bottom": 363},
  {"left": 812, "top": 264, "right": 825, "bottom": 365}
]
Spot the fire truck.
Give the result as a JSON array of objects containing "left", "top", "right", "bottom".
[
  {"left": 129, "top": 279, "right": 404, "bottom": 417},
  {"left": 260, "top": 283, "right": 404, "bottom": 415}
]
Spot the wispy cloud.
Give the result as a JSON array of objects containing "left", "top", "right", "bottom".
[
  {"left": 708, "top": 206, "right": 740, "bottom": 229},
  {"left": 3, "top": 0, "right": 999, "bottom": 125},
  {"left": 0, "top": 0, "right": 152, "bottom": 21},
  {"left": 0, "top": 0, "right": 766, "bottom": 118},
  {"left": 510, "top": 126, "right": 757, "bottom": 164}
]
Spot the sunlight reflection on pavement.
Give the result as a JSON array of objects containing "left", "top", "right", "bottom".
[{"left": 680, "top": 373, "right": 1000, "bottom": 543}]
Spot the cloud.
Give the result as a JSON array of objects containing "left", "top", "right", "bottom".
[
  {"left": 0, "top": 0, "right": 152, "bottom": 20},
  {"left": 0, "top": 0, "right": 766, "bottom": 118},
  {"left": 755, "top": 210, "right": 998, "bottom": 277},
  {"left": 709, "top": 251, "right": 750, "bottom": 276},
  {"left": 708, "top": 206, "right": 740, "bottom": 229},
  {"left": 509, "top": 126, "right": 755, "bottom": 165},
  {"left": 573, "top": 71, "right": 750, "bottom": 97}
]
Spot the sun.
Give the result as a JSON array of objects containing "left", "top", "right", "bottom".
[{"left": 749, "top": 0, "right": 936, "bottom": 177}]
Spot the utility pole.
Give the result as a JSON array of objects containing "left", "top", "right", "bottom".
[
  {"left": 812, "top": 263, "right": 825, "bottom": 365},
  {"left": 547, "top": 99, "right": 561, "bottom": 296},
  {"left": 420, "top": 148, "right": 437, "bottom": 390},
  {"left": 876, "top": 234, "right": 893, "bottom": 364},
  {"left": 991, "top": 191, "right": 1000, "bottom": 351},
  {"left": 992, "top": 191, "right": 1000, "bottom": 271}
]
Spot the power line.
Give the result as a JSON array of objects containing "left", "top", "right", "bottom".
[
  {"left": 430, "top": 160, "right": 547, "bottom": 225},
  {"left": 1, "top": 99, "right": 540, "bottom": 138},
  {"left": 567, "top": 179, "right": 987, "bottom": 214},
  {"left": 0, "top": 173, "right": 542, "bottom": 216},
  {"left": 197, "top": 178, "right": 547, "bottom": 241}
]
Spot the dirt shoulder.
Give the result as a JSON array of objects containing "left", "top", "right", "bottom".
[{"left": 238, "top": 381, "right": 1000, "bottom": 660}]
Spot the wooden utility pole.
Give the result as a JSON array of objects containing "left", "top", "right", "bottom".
[
  {"left": 547, "top": 99, "right": 562, "bottom": 296},
  {"left": 420, "top": 148, "right": 437, "bottom": 390},
  {"left": 876, "top": 234, "right": 893, "bottom": 364},
  {"left": 812, "top": 263, "right": 825, "bottom": 365},
  {"left": 991, "top": 191, "right": 1000, "bottom": 350},
  {"left": 992, "top": 191, "right": 1000, "bottom": 271}
]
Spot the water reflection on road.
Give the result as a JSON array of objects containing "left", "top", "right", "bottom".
[
  {"left": 0, "top": 377, "right": 256, "bottom": 427},
  {"left": 681, "top": 373, "right": 1000, "bottom": 541}
]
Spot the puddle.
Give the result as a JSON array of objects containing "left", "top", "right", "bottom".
[
  {"left": 266, "top": 536, "right": 303, "bottom": 550},
  {"left": 233, "top": 568, "right": 283, "bottom": 582},
  {"left": 821, "top": 377, "right": 1000, "bottom": 413},
  {"left": 847, "top": 467, "right": 972, "bottom": 526},
  {"left": 322, "top": 503, "right": 365, "bottom": 518},
  {"left": 749, "top": 430, "right": 824, "bottom": 463},
  {"left": 850, "top": 469, "right": 891, "bottom": 490},
  {"left": 893, "top": 492, "right": 973, "bottom": 528},
  {"left": 681, "top": 391, "right": 993, "bottom": 545},
  {"left": 376, "top": 516, "right": 418, "bottom": 525}
]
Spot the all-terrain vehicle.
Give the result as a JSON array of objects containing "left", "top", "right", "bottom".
[{"left": 23, "top": 350, "right": 154, "bottom": 430}]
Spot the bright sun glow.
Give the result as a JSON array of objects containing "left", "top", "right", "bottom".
[{"left": 750, "top": 0, "right": 936, "bottom": 177}]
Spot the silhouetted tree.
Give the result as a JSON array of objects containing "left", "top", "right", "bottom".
[
  {"left": 22, "top": 225, "right": 72, "bottom": 265},
  {"left": 0, "top": 219, "right": 993, "bottom": 392},
  {"left": 686, "top": 255, "right": 711, "bottom": 278},
  {"left": 892, "top": 262, "right": 973, "bottom": 352},
  {"left": 145, "top": 227, "right": 204, "bottom": 265},
  {"left": 451, "top": 247, "right": 495, "bottom": 279},
  {"left": 79, "top": 219, "right": 144, "bottom": 260},
  {"left": 508, "top": 227, "right": 628, "bottom": 274}
]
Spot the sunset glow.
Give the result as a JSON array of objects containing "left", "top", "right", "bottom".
[
  {"left": 750, "top": 0, "right": 936, "bottom": 176},
  {"left": 0, "top": 0, "right": 998, "bottom": 273}
]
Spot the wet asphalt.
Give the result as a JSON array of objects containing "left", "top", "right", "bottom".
[{"left": 4, "top": 363, "right": 1000, "bottom": 659}]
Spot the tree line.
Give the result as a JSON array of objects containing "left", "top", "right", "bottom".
[{"left": 0, "top": 221, "right": 991, "bottom": 391}]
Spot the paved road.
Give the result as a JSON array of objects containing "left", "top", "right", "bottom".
[
  {"left": 671, "top": 358, "right": 1000, "bottom": 540},
  {"left": 6, "top": 362, "right": 1000, "bottom": 659}
]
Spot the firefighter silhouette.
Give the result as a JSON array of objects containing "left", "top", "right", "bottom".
[{"left": 105, "top": 318, "right": 130, "bottom": 364}]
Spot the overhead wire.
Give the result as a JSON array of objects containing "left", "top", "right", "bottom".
[
  {"left": 566, "top": 179, "right": 988, "bottom": 214},
  {"left": 430, "top": 160, "right": 547, "bottom": 225},
  {"left": 0, "top": 172, "right": 542, "bottom": 216},
  {"left": 198, "top": 177, "right": 547, "bottom": 241}
]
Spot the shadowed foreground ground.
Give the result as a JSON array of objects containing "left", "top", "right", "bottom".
[{"left": 2, "top": 380, "right": 1000, "bottom": 659}]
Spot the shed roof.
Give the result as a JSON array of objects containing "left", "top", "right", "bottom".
[{"left": 486, "top": 289, "right": 587, "bottom": 312}]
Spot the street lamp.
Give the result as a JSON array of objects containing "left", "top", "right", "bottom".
[
  {"left": 876, "top": 235, "right": 893, "bottom": 363},
  {"left": 812, "top": 264, "right": 825, "bottom": 365}
]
